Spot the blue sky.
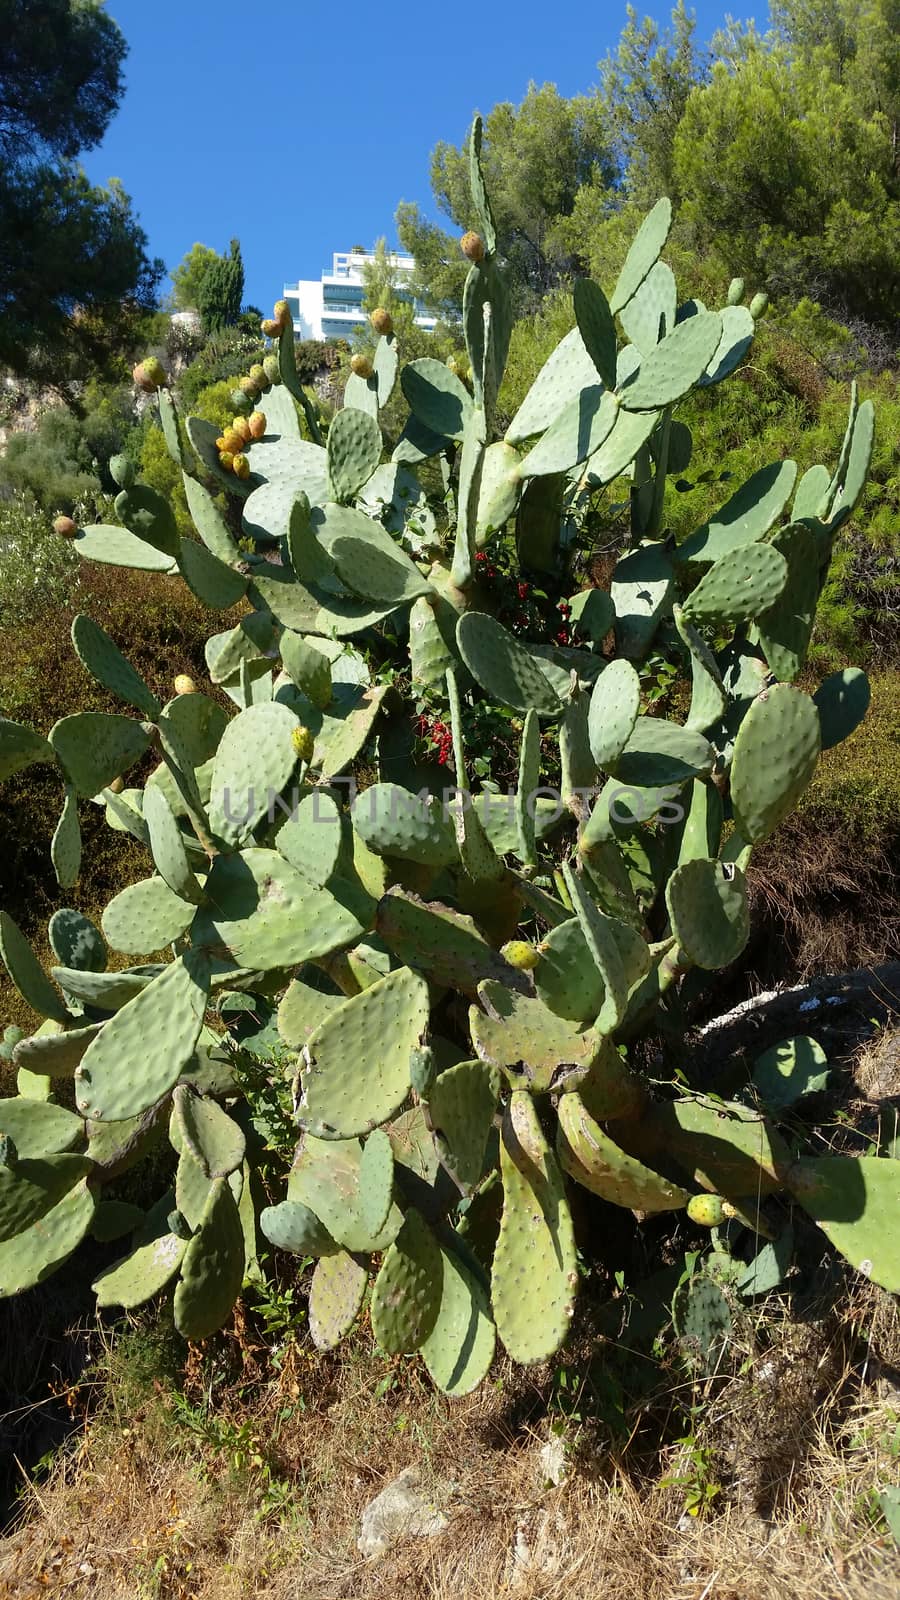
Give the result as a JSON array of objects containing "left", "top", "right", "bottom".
[{"left": 84, "top": 1, "right": 758, "bottom": 311}]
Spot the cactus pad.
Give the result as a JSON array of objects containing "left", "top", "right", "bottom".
[
  {"left": 0, "top": 1098, "right": 83, "bottom": 1159},
  {"left": 730, "top": 684, "right": 820, "bottom": 842},
  {"left": 505, "top": 326, "right": 599, "bottom": 445},
  {"left": 101, "top": 877, "right": 196, "bottom": 955},
  {"left": 0, "top": 1176, "right": 95, "bottom": 1297},
  {"left": 752, "top": 1036, "right": 829, "bottom": 1111},
  {"left": 308, "top": 1249, "right": 369, "bottom": 1350},
  {"left": 421, "top": 1245, "right": 496, "bottom": 1395},
  {"left": 49, "top": 713, "right": 151, "bottom": 798},
  {"left": 300, "top": 967, "right": 429, "bottom": 1138},
  {"left": 557, "top": 1093, "right": 689, "bottom": 1211},
  {"left": 173, "top": 1176, "right": 245, "bottom": 1340},
  {"left": 93, "top": 1203, "right": 187, "bottom": 1309},
  {"left": 0, "top": 912, "right": 68, "bottom": 1022},
  {"left": 492, "top": 1092, "right": 577, "bottom": 1364},
  {"left": 208, "top": 702, "right": 301, "bottom": 845},
  {"left": 426, "top": 1059, "right": 499, "bottom": 1190},
  {"left": 786, "top": 1156, "right": 900, "bottom": 1293},
  {"left": 610, "top": 542, "right": 674, "bottom": 659},
  {"left": 173, "top": 1087, "right": 246, "bottom": 1178},
  {"left": 351, "top": 783, "right": 457, "bottom": 867},
  {"left": 683, "top": 543, "right": 788, "bottom": 626},
  {"left": 665, "top": 858, "right": 749, "bottom": 970},
  {"left": 358, "top": 1127, "right": 395, "bottom": 1238},
  {"left": 192, "top": 848, "right": 369, "bottom": 971},
  {"left": 326, "top": 406, "right": 382, "bottom": 502},
  {"left": 260, "top": 1199, "right": 336, "bottom": 1257},
  {"left": 457, "top": 612, "right": 561, "bottom": 715},
  {"left": 75, "top": 950, "right": 209, "bottom": 1122},
  {"left": 587, "top": 659, "right": 641, "bottom": 769},
  {"left": 677, "top": 460, "right": 797, "bottom": 564},
  {"left": 71, "top": 615, "right": 161, "bottom": 719},
  {"left": 374, "top": 890, "right": 527, "bottom": 997},
  {"left": 813, "top": 668, "right": 870, "bottom": 750},
  {"left": 288, "top": 1134, "right": 403, "bottom": 1253},
  {"left": 371, "top": 1208, "right": 442, "bottom": 1354},
  {"left": 471, "top": 982, "right": 598, "bottom": 1093},
  {"left": 618, "top": 312, "right": 722, "bottom": 410}
]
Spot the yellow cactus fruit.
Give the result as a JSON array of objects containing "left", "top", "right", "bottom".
[
  {"left": 215, "top": 434, "right": 228, "bottom": 451},
  {"left": 370, "top": 307, "right": 393, "bottom": 335},
  {"left": 231, "top": 415, "right": 251, "bottom": 443},
  {"left": 501, "top": 940, "right": 540, "bottom": 972},
  {"left": 460, "top": 231, "right": 485, "bottom": 263},
  {"left": 291, "top": 724, "right": 315, "bottom": 763},
  {"left": 350, "top": 353, "right": 374, "bottom": 379},
  {"left": 686, "top": 1194, "right": 726, "bottom": 1227},
  {"left": 221, "top": 429, "right": 244, "bottom": 455},
  {"left": 52, "top": 515, "right": 78, "bottom": 538},
  {"left": 248, "top": 363, "right": 267, "bottom": 387},
  {"left": 248, "top": 411, "right": 266, "bottom": 440},
  {"left": 138, "top": 356, "right": 167, "bottom": 388},
  {"left": 239, "top": 375, "right": 260, "bottom": 400},
  {"left": 273, "top": 299, "right": 291, "bottom": 330},
  {"left": 232, "top": 453, "right": 251, "bottom": 480},
  {"left": 261, "top": 318, "right": 280, "bottom": 338},
  {"left": 262, "top": 354, "right": 280, "bottom": 384},
  {"left": 218, "top": 451, "right": 234, "bottom": 471},
  {"left": 173, "top": 674, "right": 198, "bottom": 696}
]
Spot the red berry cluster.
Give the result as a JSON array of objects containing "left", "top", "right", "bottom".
[
  {"left": 416, "top": 712, "right": 453, "bottom": 765},
  {"left": 556, "top": 599, "right": 572, "bottom": 646}
]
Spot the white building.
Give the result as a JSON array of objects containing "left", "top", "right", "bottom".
[{"left": 282, "top": 249, "right": 437, "bottom": 342}]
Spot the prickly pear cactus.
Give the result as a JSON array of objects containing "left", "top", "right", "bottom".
[{"left": 0, "top": 119, "right": 891, "bottom": 1394}]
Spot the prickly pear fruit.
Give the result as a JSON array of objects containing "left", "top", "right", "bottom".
[
  {"left": 0, "top": 1024, "right": 24, "bottom": 1062},
  {"left": 371, "top": 307, "right": 393, "bottom": 335},
  {"left": 262, "top": 354, "right": 280, "bottom": 383},
  {"left": 726, "top": 277, "right": 745, "bottom": 306},
  {"left": 215, "top": 435, "right": 228, "bottom": 452},
  {"left": 460, "top": 231, "right": 485, "bottom": 263},
  {"left": 218, "top": 451, "right": 235, "bottom": 471},
  {"left": 687, "top": 1194, "right": 726, "bottom": 1227},
  {"left": 231, "top": 388, "right": 251, "bottom": 412},
  {"left": 232, "top": 453, "right": 250, "bottom": 480},
  {"left": 350, "top": 354, "right": 374, "bottom": 379},
  {"left": 167, "top": 1209, "right": 193, "bottom": 1240},
  {"left": 132, "top": 361, "right": 155, "bottom": 392},
  {"left": 248, "top": 411, "right": 266, "bottom": 440},
  {"left": 138, "top": 357, "right": 167, "bottom": 389},
  {"left": 239, "top": 376, "right": 260, "bottom": 401},
  {"left": 109, "top": 454, "right": 135, "bottom": 489},
  {"left": 221, "top": 429, "right": 244, "bottom": 455},
  {"left": 231, "top": 416, "right": 251, "bottom": 444},
  {"left": 410, "top": 1045, "right": 436, "bottom": 1098},
  {"left": 446, "top": 356, "right": 467, "bottom": 380},
  {"left": 249, "top": 364, "right": 268, "bottom": 388},
  {"left": 273, "top": 299, "right": 291, "bottom": 329},
  {"left": 53, "top": 515, "right": 78, "bottom": 538},
  {"left": 750, "top": 292, "right": 769, "bottom": 319},
  {"left": 501, "top": 940, "right": 540, "bottom": 972},
  {"left": 261, "top": 318, "right": 280, "bottom": 338},
  {"left": 292, "top": 724, "right": 315, "bottom": 762},
  {"left": 174, "top": 675, "right": 198, "bottom": 696}
]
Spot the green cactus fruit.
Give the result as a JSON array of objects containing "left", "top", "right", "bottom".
[
  {"left": 167, "top": 1210, "right": 193, "bottom": 1241},
  {"left": 248, "top": 363, "right": 267, "bottom": 387},
  {"left": 501, "top": 940, "right": 539, "bottom": 972},
  {"left": 371, "top": 1208, "right": 442, "bottom": 1354},
  {"left": 749, "top": 291, "right": 769, "bottom": 319},
  {"left": 410, "top": 1044, "right": 437, "bottom": 1098},
  {"left": 492, "top": 1092, "right": 577, "bottom": 1365},
  {"left": 308, "top": 1250, "right": 369, "bottom": 1350},
  {"left": 262, "top": 353, "right": 280, "bottom": 383},
  {"left": 687, "top": 1193, "right": 726, "bottom": 1227},
  {"left": 173, "top": 1175, "right": 245, "bottom": 1341},
  {"left": 109, "top": 453, "right": 135, "bottom": 489},
  {"left": 726, "top": 277, "right": 745, "bottom": 306}
]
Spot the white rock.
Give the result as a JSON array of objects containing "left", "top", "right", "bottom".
[
  {"left": 537, "top": 1432, "right": 570, "bottom": 1487},
  {"left": 357, "top": 1468, "right": 449, "bottom": 1559}
]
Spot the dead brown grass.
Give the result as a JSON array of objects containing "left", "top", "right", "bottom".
[{"left": 2, "top": 1284, "right": 898, "bottom": 1600}]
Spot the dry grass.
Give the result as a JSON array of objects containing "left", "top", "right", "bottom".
[{"left": 1, "top": 1282, "right": 898, "bottom": 1600}]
